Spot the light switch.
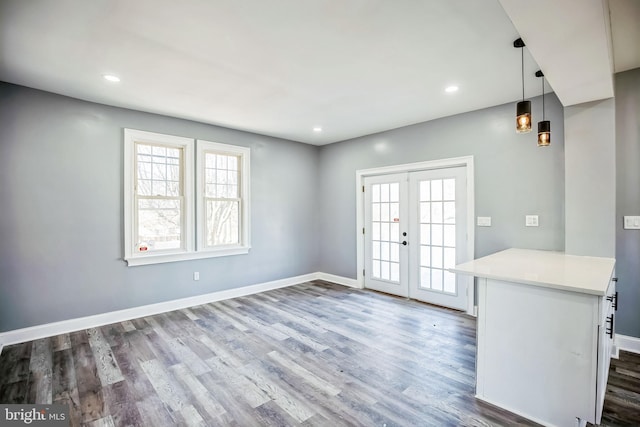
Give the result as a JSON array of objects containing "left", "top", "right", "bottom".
[
  {"left": 623, "top": 216, "right": 640, "bottom": 229},
  {"left": 526, "top": 215, "right": 539, "bottom": 227},
  {"left": 477, "top": 217, "right": 492, "bottom": 227}
]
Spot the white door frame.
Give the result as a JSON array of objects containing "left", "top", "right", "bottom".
[{"left": 355, "top": 156, "right": 476, "bottom": 316}]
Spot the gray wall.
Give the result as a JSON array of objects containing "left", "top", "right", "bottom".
[
  {"left": 0, "top": 83, "right": 320, "bottom": 332},
  {"left": 564, "top": 98, "right": 616, "bottom": 258},
  {"left": 317, "top": 94, "right": 565, "bottom": 278},
  {"left": 615, "top": 68, "right": 640, "bottom": 338}
]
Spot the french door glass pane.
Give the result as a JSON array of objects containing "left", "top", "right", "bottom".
[
  {"left": 418, "top": 178, "right": 457, "bottom": 295},
  {"left": 371, "top": 183, "right": 401, "bottom": 283}
]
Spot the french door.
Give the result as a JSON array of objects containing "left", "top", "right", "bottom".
[{"left": 363, "top": 167, "right": 469, "bottom": 311}]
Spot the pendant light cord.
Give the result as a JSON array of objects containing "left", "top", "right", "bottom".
[
  {"left": 521, "top": 47, "right": 525, "bottom": 101},
  {"left": 542, "top": 77, "right": 545, "bottom": 120}
]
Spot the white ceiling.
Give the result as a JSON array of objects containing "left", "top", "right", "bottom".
[{"left": 0, "top": 0, "right": 638, "bottom": 145}]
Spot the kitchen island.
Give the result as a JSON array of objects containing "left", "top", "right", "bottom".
[{"left": 451, "top": 248, "right": 616, "bottom": 427}]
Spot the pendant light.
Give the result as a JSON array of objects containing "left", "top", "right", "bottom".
[
  {"left": 514, "top": 38, "right": 531, "bottom": 133},
  {"left": 536, "top": 70, "right": 550, "bottom": 146}
]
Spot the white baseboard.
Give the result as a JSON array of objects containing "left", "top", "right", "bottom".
[
  {"left": 615, "top": 334, "right": 640, "bottom": 356},
  {"left": 0, "top": 272, "right": 321, "bottom": 348},
  {"left": 315, "top": 272, "right": 362, "bottom": 289}
]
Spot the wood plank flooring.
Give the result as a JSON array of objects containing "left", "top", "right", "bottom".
[{"left": 0, "top": 281, "right": 637, "bottom": 426}]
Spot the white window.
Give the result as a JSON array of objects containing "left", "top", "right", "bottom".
[
  {"left": 124, "top": 129, "right": 250, "bottom": 266},
  {"left": 196, "top": 140, "right": 251, "bottom": 254}
]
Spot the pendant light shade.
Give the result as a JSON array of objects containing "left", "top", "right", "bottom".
[
  {"left": 538, "top": 120, "right": 551, "bottom": 146},
  {"left": 514, "top": 38, "right": 531, "bottom": 133},
  {"left": 536, "top": 70, "right": 551, "bottom": 147},
  {"left": 516, "top": 100, "right": 532, "bottom": 133}
]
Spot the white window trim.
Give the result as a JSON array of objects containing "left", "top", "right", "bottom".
[
  {"left": 196, "top": 139, "right": 251, "bottom": 255},
  {"left": 124, "top": 130, "right": 251, "bottom": 266}
]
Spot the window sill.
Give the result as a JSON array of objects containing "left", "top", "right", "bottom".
[{"left": 125, "top": 246, "right": 251, "bottom": 266}]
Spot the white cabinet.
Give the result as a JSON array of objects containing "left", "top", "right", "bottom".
[{"left": 452, "top": 249, "right": 616, "bottom": 427}]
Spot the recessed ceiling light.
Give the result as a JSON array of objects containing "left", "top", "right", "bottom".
[
  {"left": 103, "top": 74, "right": 121, "bottom": 83},
  {"left": 313, "top": 126, "right": 322, "bottom": 132},
  {"left": 445, "top": 85, "right": 459, "bottom": 93}
]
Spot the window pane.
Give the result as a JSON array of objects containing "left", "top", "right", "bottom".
[
  {"left": 206, "top": 200, "right": 239, "bottom": 246},
  {"left": 167, "top": 182, "right": 180, "bottom": 197},
  {"left": 432, "top": 269, "right": 443, "bottom": 291},
  {"left": 380, "top": 184, "right": 389, "bottom": 202},
  {"left": 381, "top": 261, "right": 390, "bottom": 280},
  {"left": 380, "top": 223, "right": 390, "bottom": 241},
  {"left": 443, "top": 202, "right": 455, "bottom": 224},
  {"left": 390, "top": 203, "right": 399, "bottom": 222},
  {"left": 137, "top": 143, "right": 182, "bottom": 198},
  {"left": 420, "top": 246, "right": 430, "bottom": 267},
  {"left": 138, "top": 180, "right": 152, "bottom": 196},
  {"left": 444, "top": 225, "right": 456, "bottom": 247},
  {"left": 432, "top": 246, "right": 443, "bottom": 268},
  {"left": 151, "top": 181, "right": 167, "bottom": 196},
  {"left": 373, "top": 260, "right": 381, "bottom": 278},
  {"left": 372, "top": 223, "right": 380, "bottom": 240},
  {"left": 137, "top": 199, "right": 182, "bottom": 251},
  {"left": 421, "top": 267, "right": 431, "bottom": 289},
  {"left": 380, "top": 203, "right": 390, "bottom": 222},
  {"left": 228, "top": 170, "right": 238, "bottom": 186},
  {"left": 217, "top": 155, "right": 227, "bottom": 169},
  {"left": 168, "top": 165, "right": 180, "bottom": 182},
  {"left": 432, "top": 224, "right": 443, "bottom": 246},
  {"left": 431, "top": 180, "right": 443, "bottom": 201},
  {"left": 137, "top": 144, "right": 151, "bottom": 154},
  {"left": 206, "top": 153, "right": 217, "bottom": 168},
  {"left": 389, "top": 183, "right": 399, "bottom": 202},
  {"left": 443, "top": 179, "right": 455, "bottom": 200},
  {"left": 431, "top": 202, "right": 443, "bottom": 223},
  {"left": 390, "top": 262, "right": 399, "bottom": 282},
  {"left": 420, "top": 202, "right": 431, "bottom": 223},
  {"left": 420, "top": 224, "right": 430, "bottom": 245},
  {"left": 372, "top": 184, "right": 380, "bottom": 203},
  {"left": 444, "top": 271, "right": 456, "bottom": 294},
  {"left": 217, "top": 170, "right": 227, "bottom": 184},
  {"left": 152, "top": 146, "right": 166, "bottom": 156},
  {"left": 228, "top": 156, "right": 238, "bottom": 171},
  {"left": 372, "top": 203, "right": 380, "bottom": 221},
  {"left": 372, "top": 241, "right": 380, "bottom": 260},
  {"left": 138, "top": 162, "right": 151, "bottom": 180},
  {"left": 228, "top": 185, "right": 238, "bottom": 198},
  {"left": 389, "top": 223, "right": 399, "bottom": 242},
  {"left": 390, "top": 243, "right": 399, "bottom": 262},
  {"left": 380, "top": 241, "right": 390, "bottom": 261},
  {"left": 420, "top": 181, "right": 430, "bottom": 201},
  {"left": 444, "top": 247, "right": 456, "bottom": 269}
]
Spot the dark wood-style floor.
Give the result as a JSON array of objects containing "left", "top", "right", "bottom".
[{"left": 0, "top": 281, "right": 637, "bottom": 426}]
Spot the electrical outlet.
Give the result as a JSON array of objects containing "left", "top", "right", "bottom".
[
  {"left": 193, "top": 272, "right": 200, "bottom": 281},
  {"left": 525, "top": 215, "right": 539, "bottom": 227}
]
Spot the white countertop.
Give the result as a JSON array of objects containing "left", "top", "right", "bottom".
[{"left": 450, "top": 248, "right": 616, "bottom": 296}]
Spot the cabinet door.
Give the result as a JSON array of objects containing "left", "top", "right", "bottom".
[
  {"left": 477, "top": 279, "right": 599, "bottom": 426},
  {"left": 596, "top": 280, "right": 616, "bottom": 424}
]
